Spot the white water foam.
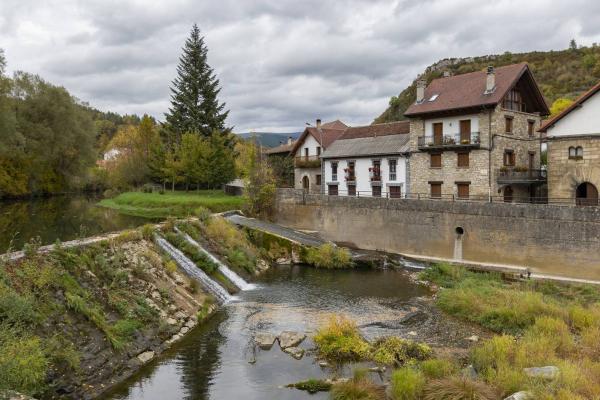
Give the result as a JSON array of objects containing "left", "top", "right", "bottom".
[
  {"left": 155, "top": 236, "right": 233, "bottom": 303},
  {"left": 175, "top": 228, "right": 257, "bottom": 291}
]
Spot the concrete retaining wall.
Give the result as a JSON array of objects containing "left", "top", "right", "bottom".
[{"left": 275, "top": 189, "right": 600, "bottom": 280}]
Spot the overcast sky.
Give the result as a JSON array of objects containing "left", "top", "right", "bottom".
[{"left": 2, "top": 0, "right": 600, "bottom": 132}]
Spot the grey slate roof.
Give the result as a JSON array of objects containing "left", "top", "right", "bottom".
[{"left": 321, "top": 133, "right": 410, "bottom": 159}]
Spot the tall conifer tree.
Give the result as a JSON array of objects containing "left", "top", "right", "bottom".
[{"left": 166, "top": 24, "right": 230, "bottom": 143}]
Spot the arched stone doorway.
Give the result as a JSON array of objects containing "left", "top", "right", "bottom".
[
  {"left": 503, "top": 186, "right": 513, "bottom": 203},
  {"left": 576, "top": 182, "right": 598, "bottom": 206},
  {"left": 302, "top": 176, "right": 310, "bottom": 193}
]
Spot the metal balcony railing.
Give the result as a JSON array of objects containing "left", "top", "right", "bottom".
[
  {"left": 496, "top": 168, "right": 547, "bottom": 184},
  {"left": 418, "top": 132, "right": 481, "bottom": 150}
]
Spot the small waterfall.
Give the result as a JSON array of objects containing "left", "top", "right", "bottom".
[
  {"left": 175, "top": 228, "right": 256, "bottom": 291},
  {"left": 155, "top": 237, "right": 232, "bottom": 303}
]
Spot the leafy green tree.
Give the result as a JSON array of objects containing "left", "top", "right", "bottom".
[
  {"left": 242, "top": 141, "right": 276, "bottom": 219},
  {"left": 162, "top": 150, "right": 183, "bottom": 192},
  {"left": 165, "top": 24, "right": 230, "bottom": 142},
  {"left": 178, "top": 132, "right": 208, "bottom": 191},
  {"left": 570, "top": 39, "right": 578, "bottom": 51},
  {"left": 550, "top": 98, "right": 574, "bottom": 116},
  {"left": 583, "top": 54, "right": 597, "bottom": 70},
  {"left": 204, "top": 130, "right": 236, "bottom": 188}
]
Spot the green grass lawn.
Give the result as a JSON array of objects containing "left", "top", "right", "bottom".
[{"left": 97, "top": 190, "right": 246, "bottom": 219}]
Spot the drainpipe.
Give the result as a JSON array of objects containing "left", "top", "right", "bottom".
[{"left": 488, "top": 109, "right": 493, "bottom": 202}]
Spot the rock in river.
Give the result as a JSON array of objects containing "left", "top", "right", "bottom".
[
  {"left": 137, "top": 351, "right": 155, "bottom": 363},
  {"left": 283, "top": 347, "right": 305, "bottom": 360},
  {"left": 255, "top": 332, "right": 277, "bottom": 350},
  {"left": 278, "top": 331, "right": 306, "bottom": 349}
]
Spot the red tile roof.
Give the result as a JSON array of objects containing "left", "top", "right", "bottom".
[
  {"left": 538, "top": 81, "right": 600, "bottom": 132},
  {"left": 340, "top": 121, "right": 409, "bottom": 140},
  {"left": 291, "top": 120, "right": 347, "bottom": 154},
  {"left": 405, "top": 63, "right": 548, "bottom": 117}
]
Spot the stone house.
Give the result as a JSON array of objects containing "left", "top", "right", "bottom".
[
  {"left": 321, "top": 121, "right": 410, "bottom": 197},
  {"left": 291, "top": 119, "right": 347, "bottom": 193},
  {"left": 404, "top": 63, "right": 549, "bottom": 202},
  {"left": 539, "top": 82, "right": 600, "bottom": 206}
]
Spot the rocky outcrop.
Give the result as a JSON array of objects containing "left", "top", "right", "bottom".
[
  {"left": 255, "top": 333, "right": 277, "bottom": 350},
  {"left": 278, "top": 331, "right": 306, "bottom": 349},
  {"left": 523, "top": 366, "right": 560, "bottom": 379}
]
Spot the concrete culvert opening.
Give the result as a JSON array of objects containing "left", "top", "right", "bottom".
[{"left": 455, "top": 226, "right": 464, "bottom": 235}]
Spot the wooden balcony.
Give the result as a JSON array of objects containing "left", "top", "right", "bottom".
[
  {"left": 294, "top": 155, "right": 321, "bottom": 168},
  {"left": 418, "top": 132, "right": 481, "bottom": 151},
  {"left": 496, "top": 168, "right": 547, "bottom": 184}
]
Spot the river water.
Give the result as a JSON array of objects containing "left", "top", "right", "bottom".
[
  {"left": 102, "top": 265, "right": 432, "bottom": 400},
  {"left": 0, "top": 195, "right": 149, "bottom": 252}
]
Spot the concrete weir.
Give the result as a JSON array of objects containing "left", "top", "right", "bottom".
[{"left": 274, "top": 188, "right": 600, "bottom": 282}]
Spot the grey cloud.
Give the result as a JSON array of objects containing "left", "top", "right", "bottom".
[{"left": 2, "top": 0, "right": 600, "bottom": 132}]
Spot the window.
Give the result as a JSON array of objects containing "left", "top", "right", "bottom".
[
  {"left": 316, "top": 146, "right": 321, "bottom": 156},
  {"left": 457, "top": 183, "right": 470, "bottom": 199},
  {"left": 304, "top": 148, "right": 309, "bottom": 157},
  {"left": 331, "top": 162, "right": 338, "bottom": 181},
  {"left": 503, "top": 89, "right": 525, "bottom": 112},
  {"left": 528, "top": 120, "right": 535, "bottom": 137},
  {"left": 389, "top": 159, "right": 397, "bottom": 181},
  {"left": 457, "top": 152, "right": 469, "bottom": 168},
  {"left": 371, "top": 160, "right": 381, "bottom": 181},
  {"left": 569, "top": 146, "right": 584, "bottom": 159},
  {"left": 389, "top": 186, "right": 402, "bottom": 198},
  {"left": 372, "top": 185, "right": 382, "bottom": 197},
  {"left": 430, "top": 153, "right": 442, "bottom": 168},
  {"left": 346, "top": 161, "right": 356, "bottom": 181},
  {"left": 348, "top": 184, "right": 356, "bottom": 196},
  {"left": 328, "top": 185, "right": 338, "bottom": 196},
  {"left": 428, "top": 94, "right": 439, "bottom": 102},
  {"left": 504, "top": 150, "right": 515, "bottom": 166},
  {"left": 429, "top": 182, "right": 442, "bottom": 198},
  {"left": 316, "top": 174, "right": 322, "bottom": 185},
  {"left": 505, "top": 116, "right": 513, "bottom": 134}
]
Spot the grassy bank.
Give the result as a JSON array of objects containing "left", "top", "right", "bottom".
[
  {"left": 98, "top": 190, "right": 246, "bottom": 218},
  {"left": 0, "top": 227, "right": 209, "bottom": 398},
  {"left": 416, "top": 264, "right": 600, "bottom": 399}
]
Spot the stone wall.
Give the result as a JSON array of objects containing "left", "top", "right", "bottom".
[
  {"left": 275, "top": 188, "right": 600, "bottom": 280},
  {"left": 294, "top": 167, "right": 322, "bottom": 194},
  {"left": 547, "top": 136, "right": 600, "bottom": 200}
]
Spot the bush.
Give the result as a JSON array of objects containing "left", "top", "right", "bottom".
[
  {"left": 331, "top": 369, "right": 385, "bottom": 400},
  {"left": 471, "top": 335, "right": 515, "bottom": 375},
  {"left": 390, "top": 367, "right": 425, "bottom": 400},
  {"left": 287, "top": 379, "right": 332, "bottom": 394},
  {"left": 112, "top": 229, "right": 142, "bottom": 244},
  {"left": 164, "top": 260, "right": 178, "bottom": 276},
  {"left": 140, "top": 224, "right": 156, "bottom": 241},
  {"left": 370, "top": 336, "right": 431, "bottom": 366},
  {"left": 523, "top": 316, "right": 574, "bottom": 355},
  {"left": 0, "top": 328, "right": 48, "bottom": 395},
  {"left": 422, "top": 377, "right": 498, "bottom": 400},
  {"left": 314, "top": 316, "right": 370, "bottom": 362},
  {"left": 419, "top": 358, "right": 457, "bottom": 379},
  {"left": 194, "top": 206, "right": 212, "bottom": 222},
  {"left": 304, "top": 243, "right": 353, "bottom": 269}
]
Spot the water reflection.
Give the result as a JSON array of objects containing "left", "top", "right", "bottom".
[
  {"left": 0, "top": 194, "right": 149, "bottom": 251},
  {"left": 102, "top": 265, "right": 430, "bottom": 400}
]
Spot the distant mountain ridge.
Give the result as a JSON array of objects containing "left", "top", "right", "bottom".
[
  {"left": 375, "top": 45, "right": 600, "bottom": 123},
  {"left": 237, "top": 131, "right": 301, "bottom": 148}
]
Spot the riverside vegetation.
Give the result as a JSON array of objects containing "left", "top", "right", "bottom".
[
  {"left": 303, "top": 263, "right": 600, "bottom": 400},
  {"left": 0, "top": 212, "right": 269, "bottom": 399}
]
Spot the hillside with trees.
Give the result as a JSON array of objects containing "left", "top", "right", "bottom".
[{"left": 375, "top": 41, "right": 600, "bottom": 123}]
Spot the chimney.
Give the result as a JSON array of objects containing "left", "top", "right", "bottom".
[
  {"left": 316, "top": 119, "right": 322, "bottom": 129},
  {"left": 416, "top": 78, "right": 426, "bottom": 103},
  {"left": 485, "top": 66, "right": 495, "bottom": 94},
  {"left": 287, "top": 136, "right": 293, "bottom": 145}
]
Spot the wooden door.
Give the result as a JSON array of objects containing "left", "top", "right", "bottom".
[
  {"left": 529, "top": 153, "right": 535, "bottom": 176},
  {"left": 389, "top": 186, "right": 401, "bottom": 198},
  {"left": 459, "top": 120, "right": 471, "bottom": 143},
  {"left": 577, "top": 182, "right": 598, "bottom": 206},
  {"left": 328, "top": 185, "right": 338, "bottom": 196},
  {"left": 348, "top": 185, "right": 356, "bottom": 196},
  {"left": 372, "top": 185, "right": 382, "bottom": 197},
  {"left": 433, "top": 123, "right": 443, "bottom": 145},
  {"left": 302, "top": 176, "right": 309, "bottom": 192},
  {"left": 504, "top": 186, "right": 513, "bottom": 203},
  {"left": 430, "top": 183, "right": 441, "bottom": 198},
  {"left": 457, "top": 183, "right": 469, "bottom": 199}
]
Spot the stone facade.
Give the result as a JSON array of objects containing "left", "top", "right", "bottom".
[
  {"left": 294, "top": 166, "right": 322, "bottom": 194},
  {"left": 276, "top": 188, "right": 600, "bottom": 280},
  {"left": 408, "top": 105, "right": 542, "bottom": 200},
  {"left": 546, "top": 136, "right": 600, "bottom": 201}
]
